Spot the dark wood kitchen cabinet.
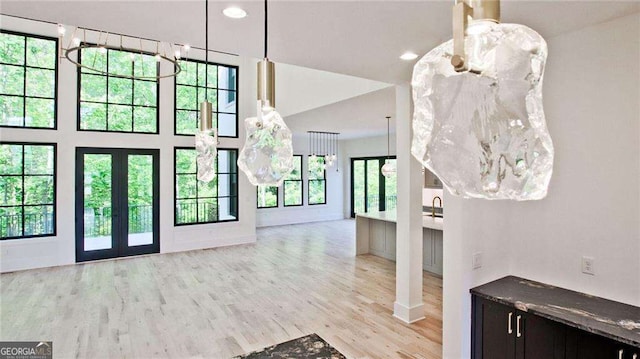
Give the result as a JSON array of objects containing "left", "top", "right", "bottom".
[
  {"left": 566, "top": 329, "right": 639, "bottom": 359},
  {"left": 471, "top": 276, "right": 640, "bottom": 359},
  {"left": 472, "top": 296, "right": 566, "bottom": 359}
]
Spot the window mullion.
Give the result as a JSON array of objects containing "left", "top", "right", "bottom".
[
  {"left": 21, "top": 145, "right": 25, "bottom": 237},
  {"left": 22, "top": 37, "right": 27, "bottom": 127}
]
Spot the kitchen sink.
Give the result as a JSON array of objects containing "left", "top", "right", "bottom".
[{"left": 423, "top": 206, "right": 443, "bottom": 218}]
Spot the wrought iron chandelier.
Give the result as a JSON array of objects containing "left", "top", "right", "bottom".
[{"left": 59, "top": 25, "right": 185, "bottom": 81}]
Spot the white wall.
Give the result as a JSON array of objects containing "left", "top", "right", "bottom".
[
  {"left": 340, "top": 134, "right": 397, "bottom": 218},
  {"left": 422, "top": 188, "right": 444, "bottom": 207},
  {"left": 0, "top": 16, "right": 257, "bottom": 272},
  {"left": 443, "top": 13, "right": 640, "bottom": 358},
  {"left": 276, "top": 63, "right": 390, "bottom": 118},
  {"left": 255, "top": 135, "right": 344, "bottom": 227}
]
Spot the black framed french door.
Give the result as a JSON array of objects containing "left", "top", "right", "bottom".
[
  {"left": 75, "top": 148, "right": 160, "bottom": 262},
  {"left": 350, "top": 156, "right": 397, "bottom": 218}
]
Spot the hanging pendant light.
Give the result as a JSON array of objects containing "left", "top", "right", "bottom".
[
  {"left": 411, "top": 0, "right": 553, "bottom": 200},
  {"left": 324, "top": 133, "right": 338, "bottom": 169},
  {"left": 237, "top": 0, "right": 294, "bottom": 186},
  {"left": 307, "top": 131, "right": 339, "bottom": 170},
  {"left": 195, "top": 0, "right": 218, "bottom": 183},
  {"left": 381, "top": 116, "right": 396, "bottom": 178}
]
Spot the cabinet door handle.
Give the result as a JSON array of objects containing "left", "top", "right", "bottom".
[
  {"left": 508, "top": 312, "right": 513, "bottom": 334},
  {"left": 516, "top": 315, "right": 522, "bottom": 338},
  {"left": 618, "top": 349, "right": 623, "bottom": 359}
]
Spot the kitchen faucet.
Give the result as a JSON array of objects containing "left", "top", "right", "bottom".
[{"left": 432, "top": 196, "right": 442, "bottom": 217}]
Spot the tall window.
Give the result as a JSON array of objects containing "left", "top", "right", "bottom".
[
  {"left": 351, "top": 156, "right": 396, "bottom": 217},
  {"left": 174, "top": 148, "right": 238, "bottom": 225},
  {"left": 308, "top": 156, "right": 326, "bottom": 205},
  {"left": 78, "top": 47, "right": 159, "bottom": 133},
  {"left": 283, "top": 155, "right": 303, "bottom": 206},
  {"left": 257, "top": 186, "right": 278, "bottom": 208},
  {"left": 174, "top": 59, "right": 238, "bottom": 137},
  {"left": 0, "top": 143, "right": 56, "bottom": 239},
  {"left": 0, "top": 31, "right": 57, "bottom": 129}
]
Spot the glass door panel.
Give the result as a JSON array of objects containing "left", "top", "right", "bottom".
[
  {"left": 83, "top": 154, "right": 113, "bottom": 251},
  {"left": 384, "top": 159, "right": 397, "bottom": 211},
  {"left": 366, "top": 159, "right": 380, "bottom": 212},
  {"left": 127, "top": 154, "right": 153, "bottom": 247},
  {"left": 353, "top": 160, "right": 365, "bottom": 215},
  {"left": 76, "top": 148, "right": 159, "bottom": 262}
]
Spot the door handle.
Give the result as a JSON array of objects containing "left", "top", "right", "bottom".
[
  {"left": 618, "top": 349, "right": 623, "bottom": 359},
  {"left": 508, "top": 312, "right": 513, "bottom": 334},
  {"left": 516, "top": 315, "right": 522, "bottom": 338},
  {"left": 632, "top": 353, "right": 637, "bottom": 359}
]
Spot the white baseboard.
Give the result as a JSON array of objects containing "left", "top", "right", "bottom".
[
  {"left": 393, "top": 301, "right": 426, "bottom": 323},
  {"left": 256, "top": 212, "right": 343, "bottom": 227}
]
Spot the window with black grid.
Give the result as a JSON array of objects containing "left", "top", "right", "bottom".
[
  {"left": 174, "top": 58, "right": 238, "bottom": 137},
  {"left": 174, "top": 148, "right": 238, "bottom": 225},
  {"left": 0, "top": 30, "right": 57, "bottom": 129},
  {"left": 283, "top": 155, "right": 303, "bottom": 207},
  {"left": 0, "top": 142, "right": 56, "bottom": 239},
  {"left": 257, "top": 186, "right": 278, "bottom": 208},
  {"left": 308, "top": 156, "right": 326, "bottom": 205},
  {"left": 78, "top": 46, "right": 159, "bottom": 133}
]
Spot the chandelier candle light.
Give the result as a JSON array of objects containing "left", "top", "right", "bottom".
[
  {"left": 237, "top": 0, "right": 294, "bottom": 186},
  {"left": 194, "top": 0, "right": 218, "bottom": 183},
  {"left": 381, "top": 116, "right": 396, "bottom": 178},
  {"left": 308, "top": 131, "right": 339, "bottom": 170},
  {"left": 411, "top": 0, "right": 553, "bottom": 200}
]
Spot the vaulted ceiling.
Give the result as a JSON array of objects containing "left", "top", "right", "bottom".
[
  {"left": 2, "top": 1, "right": 637, "bottom": 138},
  {"left": 2, "top": 1, "right": 638, "bottom": 84}
]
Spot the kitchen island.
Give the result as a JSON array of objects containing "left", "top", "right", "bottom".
[{"left": 355, "top": 211, "right": 443, "bottom": 275}]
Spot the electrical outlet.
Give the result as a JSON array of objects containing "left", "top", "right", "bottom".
[
  {"left": 582, "top": 256, "right": 595, "bottom": 275},
  {"left": 473, "top": 252, "right": 483, "bottom": 269}
]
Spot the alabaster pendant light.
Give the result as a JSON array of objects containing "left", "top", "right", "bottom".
[
  {"left": 237, "top": 0, "right": 294, "bottom": 186},
  {"left": 381, "top": 116, "right": 396, "bottom": 178},
  {"left": 195, "top": 0, "right": 218, "bottom": 183},
  {"left": 411, "top": 0, "right": 553, "bottom": 200}
]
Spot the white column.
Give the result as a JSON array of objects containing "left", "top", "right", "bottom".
[{"left": 393, "top": 84, "right": 425, "bottom": 323}]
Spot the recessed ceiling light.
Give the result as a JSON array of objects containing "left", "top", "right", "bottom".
[
  {"left": 400, "top": 52, "right": 419, "bottom": 61},
  {"left": 223, "top": 6, "right": 247, "bottom": 19}
]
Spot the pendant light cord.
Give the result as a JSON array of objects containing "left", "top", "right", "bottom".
[
  {"left": 264, "top": 0, "right": 268, "bottom": 59},
  {"left": 386, "top": 116, "right": 391, "bottom": 159},
  {"left": 205, "top": 0, "right": 209, "bottom": 100}
]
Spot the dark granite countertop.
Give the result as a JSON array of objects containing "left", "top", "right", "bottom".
[{"left": 471, "top": 276, "right": 640, "bottom": 347}]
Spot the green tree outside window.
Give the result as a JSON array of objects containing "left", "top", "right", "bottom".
[
  {"left": 283, "top": 155, "right": 303, "bottom": 206},
  {"left": 308, "top": 156, "right": 326, "bottom": 205},
  {"left": 0, "top": 143, "right": 56, "bottom": 239},
  {"left": 78, "top": 47, "right": 158, "bottom": 133},
  {"left": 0, "top": 31, "right": 57, "bottom": 128},
  {"left": 174, "top": 148, "right": 238, "bottom": 225},
  {"left": 257, "top": 186, "right": 278, "bottom": 208},
  {"left": 174, "top": 59, "right": 238, "bottom": 137}
]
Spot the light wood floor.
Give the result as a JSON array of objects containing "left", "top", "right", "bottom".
[{"left": 0, "top": 220, "right": 442, "bottom": 358}]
